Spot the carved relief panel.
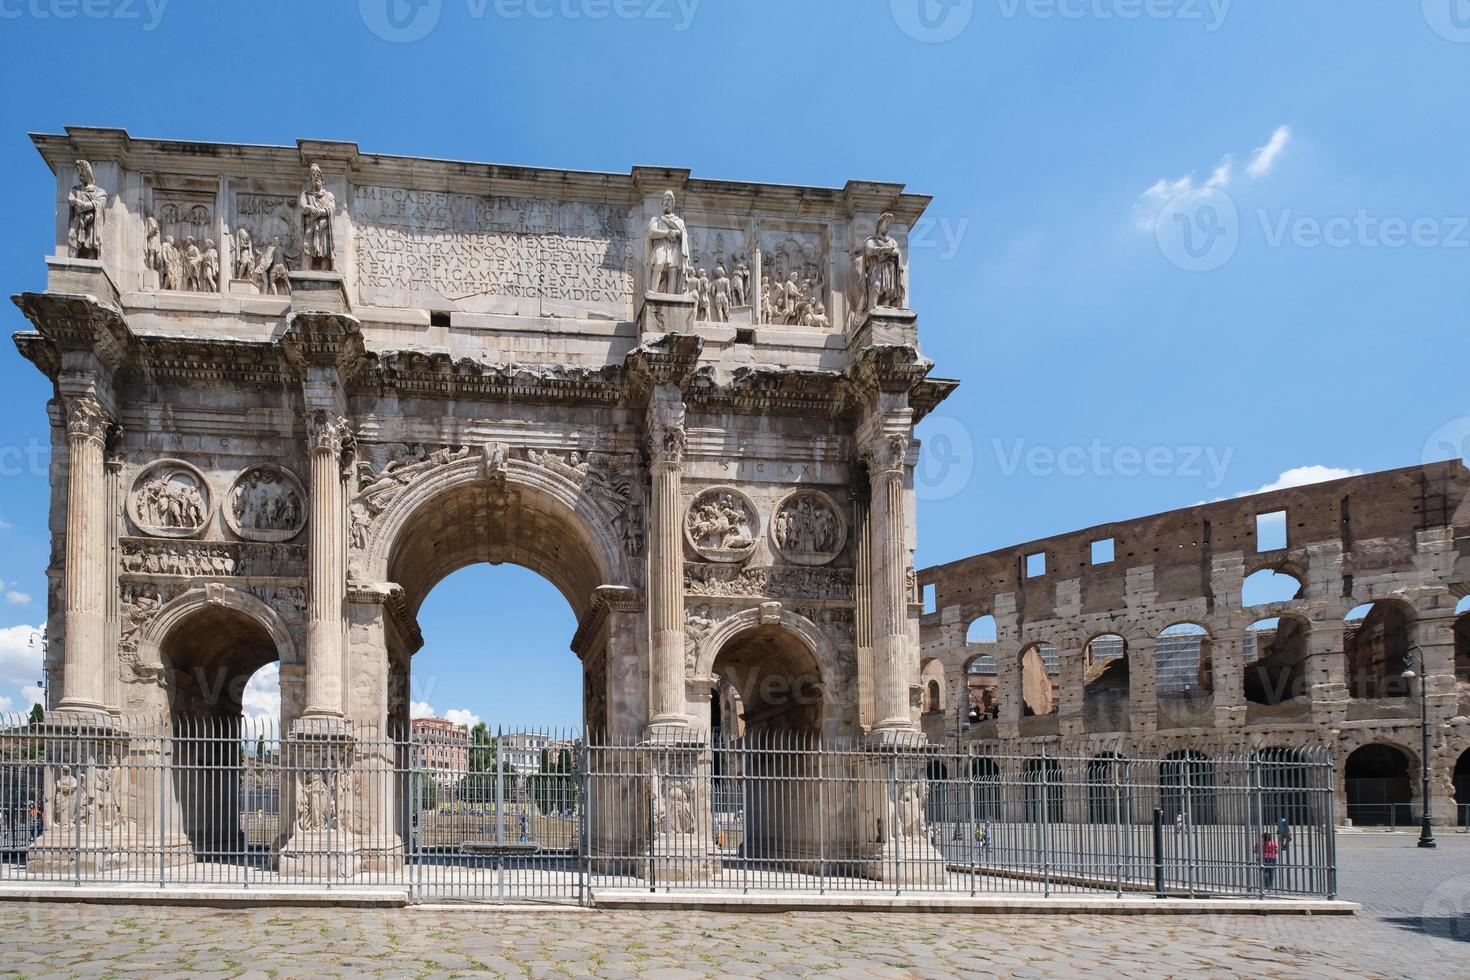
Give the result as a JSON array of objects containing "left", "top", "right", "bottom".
[
  {"left": 684, "top": 487, "right": 758, "bottom": 563},
  {"left": 757, "top": 225, "right": 830, "bottom": 328},
  {"left": 686, "top": 226, "right": 753, "bottom": 323},
  {"left": 226, "top": 465, "right": 306, "bottom": 543},
  {"left": 127, "top": 460, "right": 213, "bottom": 538},
  {"left": 143, "top": 178, "right": 218, "bottom": 293},
  {"left": 228, "top": 190, "right": 303, "bottom": 294},
  {"left": 771, "top": 490, "right": 846, "bottom": 566}
]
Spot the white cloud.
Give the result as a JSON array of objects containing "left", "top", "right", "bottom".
[
  {"left": 410, "top": 700, "right": 435, "bottom": 719},
  {"left": 1133, "top": 125, "right": 1290, "bottom": 231},
  {"left": 5, "top": 592, "right": 32, "bottom": 606},
  {"left": 0, "top": 624, "right": 44, "bottom": 689},
  {"left": 1247, "top": 125, "right": 1291, "bottom": 179},
  {"left": 240, "top": 662, "right": 281, "bottom": 731},
  {"left": 1233, "top": 465, "right": 1364, "bottom": 498},
  {"left": 444, "top": 708, "right": 481, "bottom": 729}
]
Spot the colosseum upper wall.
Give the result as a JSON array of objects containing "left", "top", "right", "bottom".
[{"left": 917, "top": 460, "right": 1470, "bottom": 825}]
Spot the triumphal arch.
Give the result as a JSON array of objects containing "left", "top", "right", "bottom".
[{"left": 14, "top": 128, "right": 955, "bottom": 876}]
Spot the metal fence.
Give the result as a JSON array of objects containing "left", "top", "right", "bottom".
[{"left": 0, "top": 715, "right": 1340, "bottom": 903}]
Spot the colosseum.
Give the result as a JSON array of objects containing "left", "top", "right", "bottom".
[{"left": 918, "top": 460, "right": 1470, "bottom": 829}]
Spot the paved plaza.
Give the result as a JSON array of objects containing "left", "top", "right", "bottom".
[{"left": 0, "top": 832, "right": 1464, "bottom": 978}]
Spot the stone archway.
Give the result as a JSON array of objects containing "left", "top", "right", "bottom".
[
  {"left": 356, "top": 451, "right": 639, "bottom": 738},
  {"left": 1344, "top": 743, "right": 1414, "bottom": 827},
  {"left": 139, "top": 587, "right": 297, "bottom": 859}
]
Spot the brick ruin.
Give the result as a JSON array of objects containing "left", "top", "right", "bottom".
[{"left": 918, "top": 460, "right": 1470, "bottom": 826}]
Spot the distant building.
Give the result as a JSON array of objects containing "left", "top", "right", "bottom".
[
  {"left": 412, "top": 717, "right": 469, "bottom": 784},
  {"left": 499, "top": 732, "right": 553, "bottom": 775}
]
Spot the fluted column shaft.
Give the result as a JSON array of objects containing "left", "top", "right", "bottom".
[
  {"left": 648, "top": 453, "right": 686, "bottom": 727},
  {"left": 59, "top": 396, "right": 111, "bottom": 712},
  {"left": 304, "top": 411, "right": 348, "bottom": 718},
  {"left": 866, "top": 434, "right": 915, "bottom": 733}
]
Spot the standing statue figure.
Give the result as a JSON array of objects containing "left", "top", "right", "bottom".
[
  {"left": 645, "top": 190, "right": 690, "bottom": 294},
  {"left": 182, "top": 236, "right": 203, "bottom": 291},
  {"left": 201, "top": 239, "right": 219, "bottom": 291},
  {"left": 731, "top": 258, "right": 748, "bottom": 307},
  {"left": 233, "top": 226, "right": 255, "bottom": 280},
  {"left": 710, "top": 265, "right": 731, "bottom": 322},
  {"left": 67, "top": 160, "right": 106, "bottom": 259},
  {"left": 299, "top": 163, "right": 336, "bottom": 271},
  {"left": 159, "top": 236, "right": 182, "bottom": 291},
  {"left": 861, "top": 212, "right": 905, "bottom": 312},
  {"left": 53, "top": 765, "right": 79, "bottom": 827},
  {"left": 143, "top": 215, "right": 161, "bottom": 275}
]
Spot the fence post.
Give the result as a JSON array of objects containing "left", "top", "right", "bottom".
[
  {"left": 577, "top": 739, "right": 590, "bottom": 907},
  {"left": 966, "top": 748, "right": 977, "bottom": 898},
  {"left": 647, "top": 750, "right": 657, "bottom": 894},
  {"left": 1152, "top": 806, "right": 1164, "bottom": 898}
]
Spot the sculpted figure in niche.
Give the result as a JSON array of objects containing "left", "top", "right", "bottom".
[
  {"left": 646, "top": 190, "right": 690, "bottom": 294},
  {"left": 232, "top": 226, "right": 255, "bottom": 280},
  {"left": 665, "top": 781, "right": 696, "bottom": 835},
  {"left": 201, "top": 239, "right": 219, "bottom": 291},
  {"left": 67, "top": 159, "right": 106, "bottom": 259},
  {"left": 299, "top": 163, "right": 336, "bottom": 271},
  {"left": 256, "top": 237, "right": 291, "bottom": 295},
  {"left": 159, "top": 235, "right": 182, "bottom": 291},
  {"left": 774, "top": 495, "right": 840, "bottom": 558},
  {"left": 143, "top": 216, "right": 161, "bottom": 274},
  {"left": 861, "top": 211, "right": 905, "bottom": 312},
  {"left": 297, "top": 771, "right": 332, "bottom": 831},
  {"left": 710, "top": 265, "right": 731, "bottom": 322},
  {"left": 53, "top": 765, "right": 79, "bottom": 826},
  {"left": 182, "top": 236, "right": 203, "bottom": 291},
  {"left": 731, "top": 258, "right": 749, "bottom": 307},
  {"left": 232, "top": 469, "right": 302, "bottom": 532},
  {"left": 693, "top": 268, "right": 711, "bottom": 320}
]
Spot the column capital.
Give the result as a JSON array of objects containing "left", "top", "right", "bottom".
[
  {"left": 64, "top": 394, "right": 113, "bottom": 448},
  {"left": 858, "top": 430, "right": 911, "bottom": 477}
]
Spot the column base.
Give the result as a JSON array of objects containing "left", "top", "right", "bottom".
[
  {"left": 277, "top": 831, "right": 362, "bottom": 879},
  {"left": 25, "top": 827, "right": 133, "bottom": 876},
  {"left": 857, "top": 836, "right": 948, "bottom": 887}
]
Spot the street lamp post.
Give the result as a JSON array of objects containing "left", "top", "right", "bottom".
[{"left": 1399, "top": 644, "right": 1436, "bottom": 849}]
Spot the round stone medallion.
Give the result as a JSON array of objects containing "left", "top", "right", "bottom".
[
  {"left": 771, "top": 490, "right": 846, "bottom": 566},
  {"left": 127, "top": 459, "right": 213, "bottom": 538},
  {"left": 225, "top": 465, "right": 307, "bottom": 542},
  {"left": 684, "top": 487, "right": 759, "bottom": 563}
]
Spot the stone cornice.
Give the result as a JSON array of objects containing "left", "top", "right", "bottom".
[
  {"left": 687, "top": 366, "right": 851, "bottom": 419},
  {"left": 911, "top": 378, "right": 960, "bottom": 423},
  {"left": 358, "top": 351, "right": 627, "bottom": 404},
  {"left": 624, "top": 333, "right": 705, "bottom": 399},
  {"left": 32, "top": 128, "right": 931, "bottom": 222},
  {"left": 11, "top": 291, "right": 133, "bottom": 379},
  {"left": 848, "top": 344, "right": 935, "bottom": 395},
  {"left": 280, "top": 312, "right": 368, "bottom": 380},
  {"left": 570, "top": 584, "right": 644, "bottom": 657},
  {"left": 347, "top": 581, "right": 423, "bottom": 654},
  {"left": 122, "top": 335, "right": 292, "bottom": 389}
]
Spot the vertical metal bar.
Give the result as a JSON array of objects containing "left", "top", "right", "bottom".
[
  {"left": 1152, "top": 806, "right": 1164, "bottom": 898},
  {"left": 967, "top": 749, "right": 977, "bottom": 897}
]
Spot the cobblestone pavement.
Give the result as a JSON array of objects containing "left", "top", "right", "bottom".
[{"left": 1, "top": 834, "right": 1465, "bottom": 978}]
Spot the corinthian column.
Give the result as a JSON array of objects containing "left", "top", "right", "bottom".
[
  {"left": 646, "top": 384, "right": 689, "bottom": 730},
  {"left": 57, "top": 395, "right": 112, "bottom": 714},
  {"left": 864, "top": 432, "right": 917, "bottom": 735},
  {"left": 303, "top": 410, "right": 350, "bottom": 719}
]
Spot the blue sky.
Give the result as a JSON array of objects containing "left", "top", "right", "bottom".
[{"left": 0, "top": 1, "right": 1466, "bottom": 727}]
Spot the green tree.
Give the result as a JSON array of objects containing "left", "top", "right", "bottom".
[{"left": 27, "top": 703, "right": 43, "bottom": 727}]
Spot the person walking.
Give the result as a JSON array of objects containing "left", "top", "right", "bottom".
[{"left": 1260, "top": 832, "right": 1280, "bottom": 890}]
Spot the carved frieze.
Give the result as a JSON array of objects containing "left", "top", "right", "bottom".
[
  {"left": 771, "top": 491, "right": 846, "bottom": 566},
  {"left": 684, "top": 563, "right": 853, "bottom": 602},
  {"left": 228, "top": 192, "right": 300, "bottom": 294},
  {"left": 226, "top": 465, "right": 306, "bottom": 543},
  {"left": 127, "top": 460, "right": 213, "bottom": 539},
  {"left": 120, "top": 537, "right": 306, "bottom": 579},
  {"left": 354, "top": 185, "right": 634, "bottom": 316},
  {"left": 685, "top": 488, "right": 758, "bottom": 563},
  {"left": 145, "top": 191, "right": 216, "bottom": 292}
]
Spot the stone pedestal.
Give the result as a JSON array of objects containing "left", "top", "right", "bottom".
[
  {"left": 289, "top": 270, "right": 351, "bottom": 313},
  {"left": 276, "top": 716, "right": 362, "bottom": 878},
  {"left": 228, "top": 278, "right": 260, "bottom": 296},
  {"left": 849, "top": 306, "right": 918, "bottom": 350},
  {"left": 640, "top": 735, "right": 718, "bottom": 883},
  {"left": 638, "top": 292, "right": 696, "bottom": 337},
  {"left": 856, "top": 741, "right": 947, "bottom": 887},
  {"left": 27, "top": 711, "right": 134, "bottom": 876}
]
